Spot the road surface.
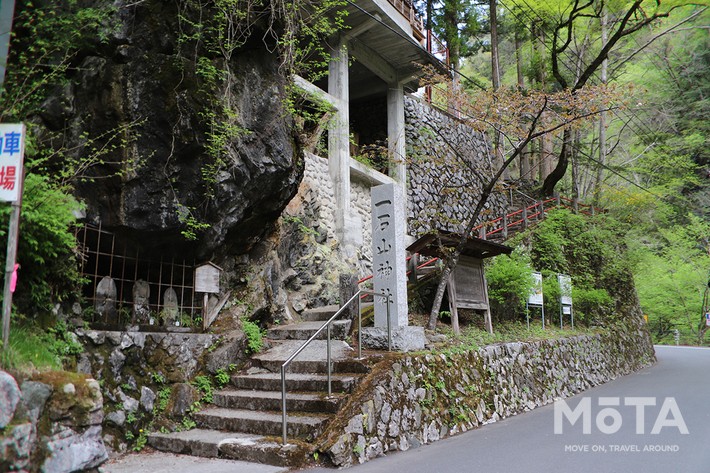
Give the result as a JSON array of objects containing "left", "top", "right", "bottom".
[{"left": 302, "top": 345, "right": 710, "bottom": 473}]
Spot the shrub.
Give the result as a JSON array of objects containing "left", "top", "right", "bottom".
[
  {"left": 572, "top": 287, "right": 615, "bottom": 325},
  {"left": 242, "top": 319, "right": 264, "bottom": 354},
  {"left": 486, "top": 248, "right": 535, "bottom": 322},
  {"left": 0, "top": 174, "right": 83, "bottom": 314}
]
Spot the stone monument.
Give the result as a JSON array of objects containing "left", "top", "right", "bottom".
[
  {"left": 95, "top": 276, "right": 117, "bottom": 322},
  {"left": 162, "top": 287, "right": 179, "bottom": 325},
  {"left": 363, "top": 183, "right": 425, "bottom": 351},
  {"left": 132, "top": 279, "right": 150, "bottom": 324}
]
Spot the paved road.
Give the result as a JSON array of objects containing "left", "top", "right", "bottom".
[
  {"left": 100, "top": 450, "right": 288, "bottom": 473},
  {"left": 302, "top": 346, "right": 710, "bottom": 473}
]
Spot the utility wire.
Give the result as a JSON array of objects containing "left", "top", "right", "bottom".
[
  {"left": 499, "top": 0, "right": 679, "bottom": 165},
  {"left": 498, "top": 0, "right": 671, "bottom": 140}
]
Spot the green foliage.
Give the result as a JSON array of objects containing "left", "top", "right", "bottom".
[
  {"left": 626, "top": 216, "right": 710, "bottom": 345},
  {"left": 571, "top": 287, "right": 614, "bottom": 326},
  {"left": 0, "top": 2, "right": 116, "bottom": 120},
  {"left": 541, "top": 272, "right": 561, "bottom": 321},
  {"left": 242, "top": 318, "right": 264, "bottom": 354},
  {"left": 0, "top": 324, "right": 63, "bottom": 372},
  {"left": 505, "top": 209, "right": 634, "bottom": 327},
  {"left": 156, "top": 387, "right": 172, "bottom": 413},
  {"left": 0, "top": 174, "right": 83, "bottom": 313},
  {"left": 486, "top": 248, "right": 535, "bottom": 320},
  {"left": 46, "top": 320, "right": 84, "bottom": 361},
  {"left": 192, "top": 375, "right": 214, "bottom": 403},
  {"left": 215, "top": 367, "right": 231, "bottom": 388},
  {"left": 151, "top": 372, "right": 167, "bottom": 385},
  {"left": 282, "top": 215, "right": 318, "bottom": 237},
  {"left": 181, "top": 417, "right": 197, "bottom": 430}
]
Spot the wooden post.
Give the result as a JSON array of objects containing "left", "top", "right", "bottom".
[
  {"left": 523, "top": 206, "right": 528, "bottom": 229},
  {"left": 339, "top": 273, "right": 358, "bottom": 334},
  {"left": 407, "top": 254, "right": 419, "bottom": 285},
  {"left": 482, "top": 271, "right": 493, "bottom": 335},
  {"left": 446, "top": 274, "right": 460, "bottom": 335},
  {"left": 502, "top": 214, "right": 508, "bottom": 239},
  {"left": 202, "top": 293, "right": 209, "bottom": 329}
]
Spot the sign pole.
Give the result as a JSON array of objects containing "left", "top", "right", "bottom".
[
  {"left": 0, "top": 123, "right": 26, "bottom": 348},
  {"left": 2, "top": 193, "right": 21, "bottom": 346}
]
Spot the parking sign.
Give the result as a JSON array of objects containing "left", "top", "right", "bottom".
[{"left": 0, "top": 124, "right": 25, "bottom": 202}]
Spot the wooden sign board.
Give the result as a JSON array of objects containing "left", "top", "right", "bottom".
[
  {"left": 452, "top": 255, "right": 488, "bottom": 310},
  {"left": 194, "top": 262, "right": 222, "bottom": 294}
]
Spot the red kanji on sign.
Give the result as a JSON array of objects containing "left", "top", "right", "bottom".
[{"left": 0, "top": 166, "right": 17, "bottom": 190}]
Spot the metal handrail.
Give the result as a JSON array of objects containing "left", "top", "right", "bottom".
[{"left": 280, "top": 289, "right": 391, "bottom": 445}]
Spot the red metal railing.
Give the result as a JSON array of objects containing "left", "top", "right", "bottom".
[{"left": 356, "top": 195, "right": 602, "bottom": 285}]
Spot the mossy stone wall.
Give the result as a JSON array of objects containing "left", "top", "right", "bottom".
[{"left": 318, "top": 324, "right": 655, "bottom": 467}]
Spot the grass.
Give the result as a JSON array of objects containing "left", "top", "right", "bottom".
[
  {"left": 0, "top": 324, "right": 64, "bottom": 374},
  {"left": 436, "top": 320, "right": 597, "bottom": 352}
]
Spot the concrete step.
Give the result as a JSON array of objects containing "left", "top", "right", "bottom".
[
  {"left": 147, "top": 428, "right": 311, "bottom": 467},
  {"left": 300, "top": 305, "right": 339, "bottom": 322},
  {"left": 213, "top": 389, "right": 344, "bottom": 413},
  {"left": 194, "top": 407, "right": 329, "bottom": 442},
  {"left": 267, "top": 320, "right": 351, "bottom": 340},
  {"left": 232, "top": 372, "right": 359, "bottom": 393},
  {"left": 253, "top": 340, "right": 369, "bottom": 374}
]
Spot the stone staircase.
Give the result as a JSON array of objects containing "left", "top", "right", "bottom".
[{"left": 148, "top": 305, "right": 369, "bottom": 467}]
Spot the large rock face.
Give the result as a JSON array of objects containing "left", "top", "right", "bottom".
[{"left": 27, "top": 0, "right": 302, "bottom": 259}]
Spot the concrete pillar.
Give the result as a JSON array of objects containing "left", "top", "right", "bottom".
[
  {"left": 328, "top": 39, "right": 351, "bottom": 244},
  {"left": 387, "top": 84, "right": 406, "bottom": 186}
]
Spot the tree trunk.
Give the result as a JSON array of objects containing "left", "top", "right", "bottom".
[
  {"left": 536, "top": 25, "right": 551, "bottom": 182},
  {"left": 594, "top": 10, "right": 608, "bottom": 206},
  {"left": 515, "top": 30, "right": 530, "bottom": 180},
  {"left": 425, "top": 101, "right": 552, "bottom": 331},
  {"left": 490, "top": 0, "right": 506, "bottom": 178},
  {"left": 542, "top": 127, "right": 573, "bottom": 197}
]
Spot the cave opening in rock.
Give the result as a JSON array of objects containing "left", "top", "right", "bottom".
[{"left": 75, "top": 223, "right": 203, "bottom": 330}]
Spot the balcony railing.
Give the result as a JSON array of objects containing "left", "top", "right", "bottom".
[{"left": 387, "top": 0, "right": 425, "bottom": 40}]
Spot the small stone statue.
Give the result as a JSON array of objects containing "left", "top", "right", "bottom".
[
  {"left": 162, "top": 287, "right": 179, "bottom": 326},
  {"left": 132, "top": 280, "right": 150, "bottom": 324},
  {"left": 95, "top": 276, "right": 117, "bottom": 322}
]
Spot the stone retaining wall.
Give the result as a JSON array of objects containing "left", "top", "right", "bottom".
[
  {"left": 318, "top": 326, "right": 655, "bottom": 467},
  {"left": 0, "top": 370, "right": 107, "bottom": 472},
  {"left": 75, "top": 329, "right": 244, "bottom": 454},
  {"left": 404, "top": 96, "right": 509, "bottom": 236},
  {"left": 301, "top": 152, "right": 337, "bottom": 244}
]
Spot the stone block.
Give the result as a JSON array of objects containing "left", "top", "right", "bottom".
[
  {"left": 0, "top": 371, "right": 21, "bottom": 428},
  {"left": 361, "top": 326, "right": 426, "bottom": 352}
]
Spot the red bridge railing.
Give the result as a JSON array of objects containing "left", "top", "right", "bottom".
[{"left": 357, "top": 195, "right": 602, "bottom": 285}]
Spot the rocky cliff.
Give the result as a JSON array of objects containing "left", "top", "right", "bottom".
[{"left": 16, "top": 0, "right": 303, "bottom": 260}]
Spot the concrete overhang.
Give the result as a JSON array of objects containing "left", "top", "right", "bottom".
[{"left": 338, "top": 0, "right": 449, "bottom": 91}]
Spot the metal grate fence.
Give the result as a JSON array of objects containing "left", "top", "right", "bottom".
[{"left": 75, "top": 223, "right": 202, "bottom": 329}]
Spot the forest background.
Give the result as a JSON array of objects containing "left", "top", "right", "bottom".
[{"left": 418, "top": 0, "right": 709, "bottom": 345}]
